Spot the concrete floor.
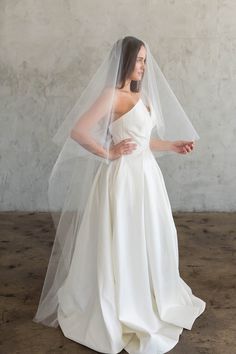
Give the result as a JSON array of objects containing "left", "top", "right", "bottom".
[{"left": 0, "top": 212, "right": 235, "bottom": 354}]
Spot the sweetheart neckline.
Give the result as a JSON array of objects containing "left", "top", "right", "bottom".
[{"left": 110, "top": 98, "right": 151, "bottom": 127}]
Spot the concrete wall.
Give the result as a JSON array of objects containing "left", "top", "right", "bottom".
[{"left": 0, "top": 0, "right": 235, "bottom": 211}]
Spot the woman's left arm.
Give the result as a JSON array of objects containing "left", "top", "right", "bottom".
[{"left": 149, "top": 138, "right": 195, "bottom": 154}]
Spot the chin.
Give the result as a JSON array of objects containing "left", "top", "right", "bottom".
[{"left": 131, "top": 75, "right": 142, "bottom": 82}]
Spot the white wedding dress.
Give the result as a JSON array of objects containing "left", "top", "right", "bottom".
[{"left": 56, "top": 98, "right": 206, "bottom": 354}]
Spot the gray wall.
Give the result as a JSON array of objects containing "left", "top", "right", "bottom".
[{"left": 0, "top": 0, "right": 235, "bottom": 211}]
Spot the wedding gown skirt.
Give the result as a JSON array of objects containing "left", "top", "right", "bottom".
[{"left": 57, "top": 98, "right": 206, "bottom": 354}]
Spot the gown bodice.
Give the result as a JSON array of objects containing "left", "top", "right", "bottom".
[{"left": 109, "top": 98, "right": 156, "bottom": 156}]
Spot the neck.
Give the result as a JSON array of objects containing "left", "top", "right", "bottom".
[{"left": 123, "top": 79, "right": 132, "bottom": 92}]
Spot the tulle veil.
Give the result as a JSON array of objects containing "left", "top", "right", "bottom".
[{"left": 33, "top": 36, "right": 200, "bottom": 327}]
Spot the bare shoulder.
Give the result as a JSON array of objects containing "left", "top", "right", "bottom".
[{"left": 112, "top": 89, "right": 140, "bottom": 118}]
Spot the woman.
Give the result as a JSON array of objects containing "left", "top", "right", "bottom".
[{"left": 33, "top": 36, "right": 206, "bottom": 354}]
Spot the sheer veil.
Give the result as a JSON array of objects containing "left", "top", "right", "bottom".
[{"left": 33, "top": 36, "right": 200, "bottom": 327}]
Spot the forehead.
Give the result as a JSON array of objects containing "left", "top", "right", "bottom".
[{"left": 137, "top": 45, "right": 146, "bottom": 59}]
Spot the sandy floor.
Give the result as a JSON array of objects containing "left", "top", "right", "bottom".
[{"left": 0, "top": 211, "right": 235, "bottom": 354}]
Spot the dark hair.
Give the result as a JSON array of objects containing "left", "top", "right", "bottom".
[{"left": 116, "top": 36, "right": 145, "bottom": 92}]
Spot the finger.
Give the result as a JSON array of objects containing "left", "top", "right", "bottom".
[
  {"left": 124, "top": 142, "right": 137, "bottom": 148},
  {"left": 118, "top": 139, "right": 133, "bottom": 147},
  {"left": 188, "top": 144, "right": 194, "bottom": 151},
  {"left": 127, "top": 142, "right": 137, "bottom": 147},
  {"left": 119, "top": 141, "right": 131, "bottom": 148},
  {"left": 121, "top": 146, "right": 132, "bottom": 153},
  {"left": 122, "top": 147, "right": 135, "bottom": 154},
  {"left": 122, "top": 142, "right": 131, "bottom": 147},
  {"left": 184, "top": 144, "right": 192, "bottom": 152},
  {"left": 125, "top": 146, "right": 135, "bottom": 152}
]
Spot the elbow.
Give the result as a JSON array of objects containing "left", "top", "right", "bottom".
[
  {"left": 70, "top": 129, "right": 81, "bottom": 142},
  {"left": 70, "top": 129, "right": 87, "bottom": 145}
]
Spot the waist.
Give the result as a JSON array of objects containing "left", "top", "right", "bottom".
[{"left": 122, "top": 144, "right": 152, "bottom": 159}]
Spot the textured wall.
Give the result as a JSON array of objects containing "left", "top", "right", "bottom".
[{"left": 0, "top": 0, "right": 235, "bottom": 211}]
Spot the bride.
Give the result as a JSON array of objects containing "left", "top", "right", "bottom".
[{"left": 33, "top": 36, "right": 206, "bottom": 354}]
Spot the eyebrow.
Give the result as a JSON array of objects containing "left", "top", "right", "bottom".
[{"left": 137, "top": 56, "right": 146, "bottom": 60}]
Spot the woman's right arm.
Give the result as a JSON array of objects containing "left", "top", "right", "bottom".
[
  {"left": 70, "top": 89, "right": 137, "bottom": 160},
  {"left": 70, "top": 88, "right": 111, "bottom": 159}
]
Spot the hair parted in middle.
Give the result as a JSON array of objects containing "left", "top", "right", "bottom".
[{"left": 116, "top": 36, "right": 145, "bottom": 93}]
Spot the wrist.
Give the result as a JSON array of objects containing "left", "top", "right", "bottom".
[
  {"left": 167, "top": 141, "right": 174, "bottom": 151},
  {"left": 108, "top": 147, "right": 114, "bottom": 160}
]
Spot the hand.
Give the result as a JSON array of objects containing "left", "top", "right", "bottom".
[
  {"left": 109, "top": 138, "right": 137, "bottom": 160},
  {"left": 171, "top": 140, "right": 195, "bottom": 154}
]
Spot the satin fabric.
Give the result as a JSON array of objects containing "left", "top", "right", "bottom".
[{"left": 57, "top": 99, "right": 206, "bottom": 354}]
